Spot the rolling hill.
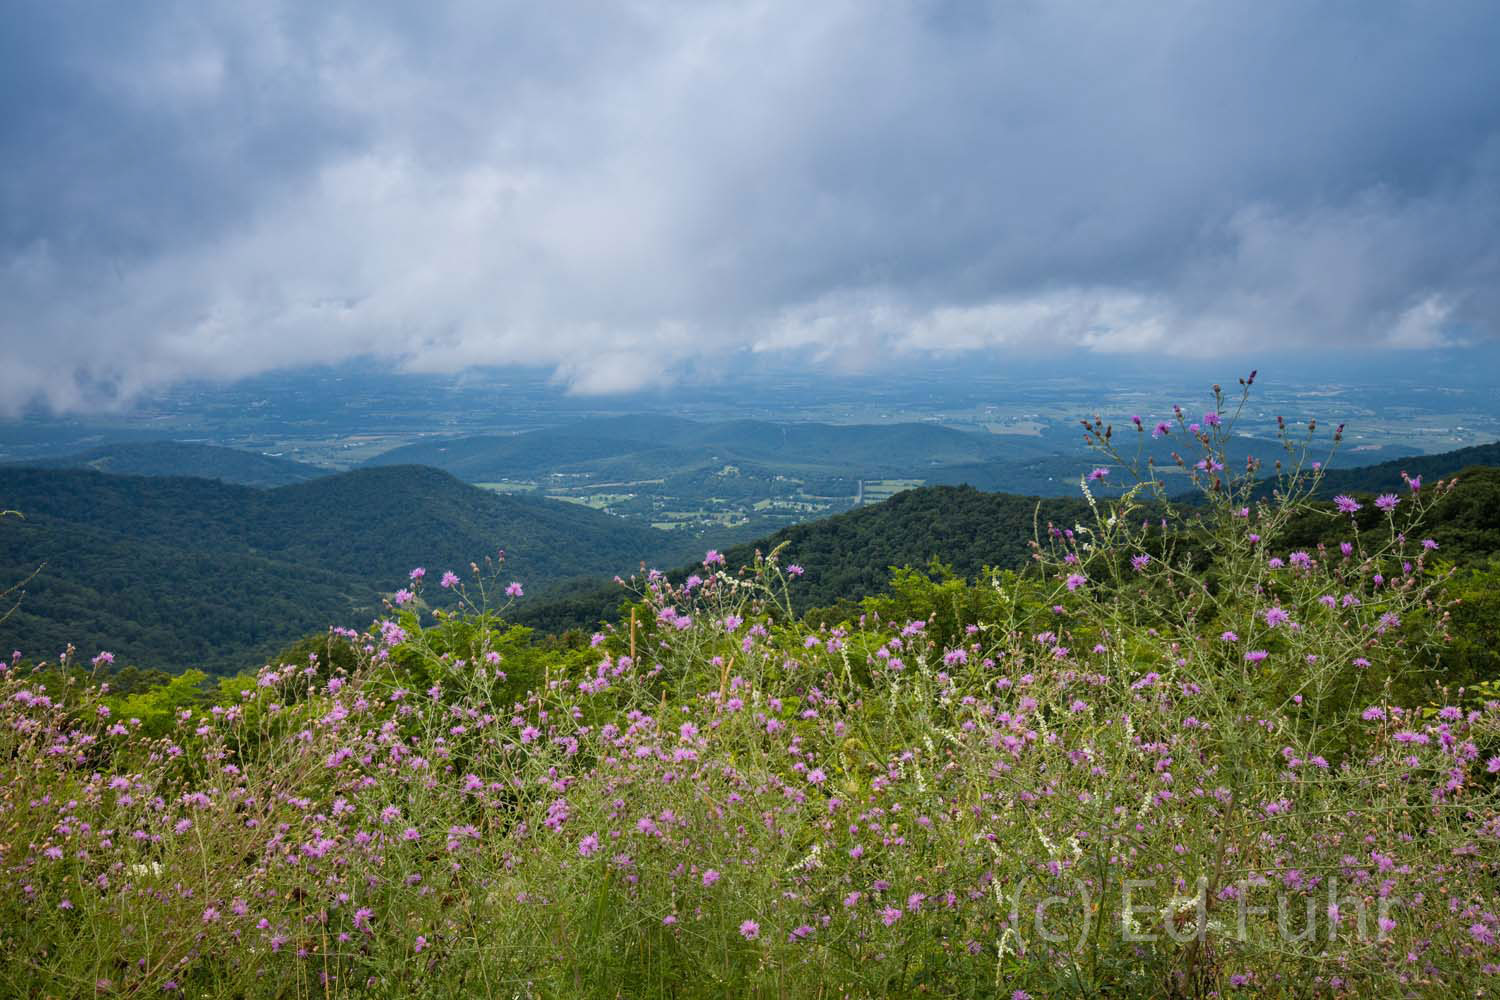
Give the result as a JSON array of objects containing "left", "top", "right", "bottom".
[
  {"left": 6, "top": 433, "right": 1495, "bottom": 672},
  {"left": 360, "top": 415, "right": 1067, "bottom": 480},
  {"left": 1308, "top": 440, "right": 1500, "bottom": 495},
  {"left": 0, "top": 466, "right": 698, "bottom": 672},
  {"left": 361, "top": 415, "right": 1433, "bottom": 505},
  {"left": 8, "top": 441, "right": 330, "bottom": 488}
]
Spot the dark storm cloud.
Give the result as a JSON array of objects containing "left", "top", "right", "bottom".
[{"left": 2, "top": 1, "right": 1498, "bottom": 412}]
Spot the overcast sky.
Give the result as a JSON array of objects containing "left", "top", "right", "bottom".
[{"left": 3, "top": 1, "right": 1498, "bottom": 413}]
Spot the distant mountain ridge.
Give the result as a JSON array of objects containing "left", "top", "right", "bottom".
[
  {"left": 360, "top": 415, "right": 1068, "bottom": 480},
  {"left": 360, "top": 414, "right": 1434, "bottom": 501},
  {"left": 1310, "top": 441, "right": 1500, "bottom": 495},
  {"left": 8, "top": 441, "right": 329, "bottom": 488}
]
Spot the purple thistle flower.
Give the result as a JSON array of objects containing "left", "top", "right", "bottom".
[
  {"left": 739, "top": 919, "right": 760, "bottom": 940},
  {"left": 353, "top": 907, "right": 374, "bottom": 933},
  {"left": 409, "top": 567, "right": 425, "bottom": 581},
  {"left": 1152, "top": 421, "right": 1171, "bottom": 438},
  {"left": 1131, "top": 553, "right": 1151, "bottom": 572},
  {"left": 440, "top": 570, "right": 460, "bottom": 588},
  {"left": 787, "top": 564, "right": 804, "bottom": 576},
  {"left": 1264, "top": 607, "right": 1290, "bottom": 628},
  {"left": 1245, "top": 650, "right": 1268, "bottom": 663},
  {"left": 1065, "top": 573, "right": 1087, "bottom": 591},
  {"left": 880, "top": 906, "right": 903, "bottom": 926},
  {"left": 1374, "top": 493, "right": 1399, "bottom": 512},
  {"left": 1088, "top": 467, "right": 1110, "bottom": 481},
  {"left": 393, "top": 589, "right": 414, "bottom": 606},
  {"left": 1333, "top": 495, "right": 1361, "bottom": 514},
  {"left": 505, "top": 581, "right": 524, "bottom": 597}
]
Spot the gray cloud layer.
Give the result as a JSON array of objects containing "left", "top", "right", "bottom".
[{"left": 3, "top": 1, "right": 1498, "bottom": 412}]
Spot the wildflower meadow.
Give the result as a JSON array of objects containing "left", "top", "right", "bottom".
[{"left": 3, "top": 377, "right": 1498, "bottom": 998}]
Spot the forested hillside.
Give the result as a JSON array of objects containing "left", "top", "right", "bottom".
[
  {"left": 7, "top": 439, "right": 1499, "bottom": 672},
  {"left": 1309, "top": 440, "right": 1500, "bottom": 496},
  {"left": 0, "top": 466, "right": 696, "bottom": 671}
]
